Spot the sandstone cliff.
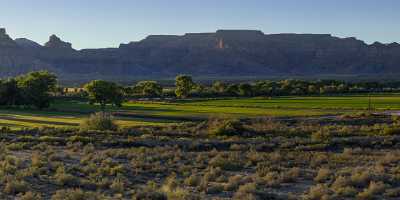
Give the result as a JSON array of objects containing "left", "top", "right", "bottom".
[{"left": 0, "top": 28, "right": 399, "bottom": 79}]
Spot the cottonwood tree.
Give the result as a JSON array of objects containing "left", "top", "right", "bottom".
[
  {"left": 238, "top": 83, "right": 253, "bottom": 97},
  {"left": 175, "top": 75, "right": 194, "bottom": 98},
  {"left": 0, "top": 78, "right": 21, "bottom": 106},
  {"left": 17, "top": 71, "right": 57, "bottom": 109},
  {"left": 84, "top": 80, "right": 124, "bottom": 110},
  {"left": 135, "top": 81, "right": 163, "bottom": 97}
]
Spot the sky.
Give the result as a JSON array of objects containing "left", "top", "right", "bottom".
[{"left": 1, "top": 0, "right": 399, "bottom": 49}]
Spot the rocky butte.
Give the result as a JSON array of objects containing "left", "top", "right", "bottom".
[{"left": 0, "top": 28, "right": 400, "bottom": 79}]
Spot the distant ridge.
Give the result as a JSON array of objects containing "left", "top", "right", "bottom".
[{"left": 1, "top": 28, "right": 400, "bottom": 80}]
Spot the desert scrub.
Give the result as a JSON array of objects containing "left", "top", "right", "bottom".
[
  {"left": 209, "top": 153, "right": 243, "bottom": 171},
  {"left": 232, "top": 182, "right": 263, "bottom": 200},
  {"left": 311, "top": 128, "right": 332, "bottom": 142},
  {"left": 208, "top": 117, "right": 245, "bottom": 136},
  {"left": 80, "top": 112, "right": 118, "bottom": 131},
  {"left": 314, "top": 168, "right": 331, "bottom": 183},
  {"left": 357, "top": 181, "right": 386, "bottom": 200},
  {"left": 3, "top": 178, "right": 29, "bottom": 195},
  {"left": 51, "top": 189, "right": 106, "bottom": 200},
  {"left": 304, "top": 184, "right": 332, "bottom": 200},
  {"left": 18, "top": 191, "right": 43, "bottom": 200},
  {"left": 161, "top": 174, "right": 195, "bottom": 200},
  {"left": 54, "top": 165, "right": 79, "bottom": 186},
  {"left": 110, "top": 178, "right": 125, "bottom": 193},
  {"left": 184, "top": 174, "right": 200, "bottom": 187}
]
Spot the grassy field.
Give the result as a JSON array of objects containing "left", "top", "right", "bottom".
[{"left": 1, "top": 94, "right": 400, "bottom": 129}]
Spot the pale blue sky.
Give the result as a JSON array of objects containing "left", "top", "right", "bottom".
[{"left": 1, "top": 0, "right": 399, "bottom": 49}]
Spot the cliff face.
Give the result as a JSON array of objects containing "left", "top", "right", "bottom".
[{"left": 1, "top": 28, "right": 400, "bottom": 78}]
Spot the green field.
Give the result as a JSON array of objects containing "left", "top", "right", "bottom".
[{"left": 1, "top": 95, "right": 400, "bottom": 129}]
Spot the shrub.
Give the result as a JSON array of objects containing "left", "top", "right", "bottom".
[
  {"left": 233, "top": 183, "right": 259, "bottom": 200},
  {"left": 132, "top": 181, "right": 167, "bottom": 200},
  {"left": 331, "top": 176, "right": 352, "bottom": 190},
  {"left": 333, "top": 186, "right": 358, "bottom": 198},
  {"left": 351, "top": 171, "right": 374, "bottom": 188},
  {"left": 357, "top": 181, "right": 386, "bottom": 200},
  {"left": 184, "top": 174, "right": 200, "bottom": 187},
  {"left": 110, "top": 178, "right": 125, "bottom": 193},
  {"left": 208, "top": 118, "right": 245, "bottom": 136},
  {"left": 382, "top": 126, "right": 400, "bottom": 135},
  {"left": 209, "top": 153, "right": 243, "bottom": 171},
  {"left": 54, "top": 166, "right": 79, "bottom": 186},
  {"left": 51, "top": 189, "right": 105, "bottom": 200},
  {"left": 311, "top": 129, "right": 331, "bottom": 142},
  {"left": 19, "top": 191, "right": 43, "bottom": 200},
  {"left": 314, "top": 168, "right": 331, "bottom": 183},
  {"left": 4, "top": 179, "right": 29, "bottom": 195},
  {"left": 281, "top": 167, "right": 301, "bottom": 183},
  {"left": 224, "top": 175, "right": 245, "bottom": 191},
  {"left": 384, "top": 188, "right": 400, "bottom": 198},
  {"left": 305, "top": 184, "right": 332, "bottom": 200},
  {"left": 161, "top": 174, "right": 195, "bottom": 200},
  {"left": 80, "top": 112, "right": 118, "bottom": 131}
]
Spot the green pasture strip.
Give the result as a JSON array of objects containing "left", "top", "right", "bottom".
[
  {"left": 2, "top": 94, "right": 400, "bottom": 130},
  {"left": 179, "top": 96, "right": 400, "bottom": 110},
  {"left": 123, "top": 101, "right": 346, "bottom": 117}
]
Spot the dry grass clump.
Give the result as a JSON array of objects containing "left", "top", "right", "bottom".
[
  {"left": 232, "top": 182, "right": 259, "bottom": 200},
  {"left": 209, "top": 153, "right": 243, "bottom": 171},
  {"left": 356, "top": 181, "right": 386, "bottom": 200},
  {"left": 3, "top": 178, "right": 29, "bottom": 195},
  {"left": 304, "top": 184, "right": 332, "bottom": 200},
  {"left": 54, "top": 165, "right": 79, "bottom": 186},
  {"left": 110, "top": 178, "right": 125, "bottom": 193},
  {"left": 184, "top": 174, "right": 201, "bottom": 187},
  {"left": 161, "top": 174, "right": 197, "bottom": 200},
  {"left": 51, "top": 189, "right": 105, "bottom": 200},
  {"left": 19, "top": 191, "right": 43, "bottom": 200},
  {"left": 314, "top": 168, "right": 331, "bottom": 183},
  {"left": 311, "top": 128, "right": 332, "bottom": 142}
]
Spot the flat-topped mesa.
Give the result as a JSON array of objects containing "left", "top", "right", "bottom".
[
  {"left": 45, "top": 34, "right": 73, "bottom": 49},
  {"left": 216, "top": 29, "right": 264, "bottom": 40},
  {"left": 140, "top": 35, "right": 180, "bottom": 45}
]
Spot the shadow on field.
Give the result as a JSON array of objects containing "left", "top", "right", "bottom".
[{"left": 0, "top": 115, "right": 79, "bottom": 126}]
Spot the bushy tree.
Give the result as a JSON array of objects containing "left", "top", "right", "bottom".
[
  {"left": 226, "top": 84, "right": 239, "bottom": 96},
  {"left": 135, "top": 81, "right": 163, "bottom": 97},
  {"left": 175, "top": 75, "right": 194, "bottom": 98},
  {"left": 212, "top": 81, "right": 227, "bottom": 94},
  {"left": 0, "top": 78, "right": 21, "bottom": 106},
  {"left": 17, "top": 71, "right": 57, "bottom": 109},
  {"left": 84, "top": 80, "right": 125, "bottom": 109},
  {"left": 238, "top": 83, "right": 253, "bottom": 97}
]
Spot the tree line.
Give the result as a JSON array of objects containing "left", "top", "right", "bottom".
[
  {"left": 0, "top": 71, "right": 57, "bottom": 109},
  {"left": 2, "top": 71, "right": 400, "bottom": 109}
]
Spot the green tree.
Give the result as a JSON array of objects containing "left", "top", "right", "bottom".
[
  {"left": 238, "top": 83, "right": 253, "bottom": 96},
  {"left": 226, "top": 84, "right": 239, "bottom": 96},
  {"left": 84, "top": 80, "right": 125, "bottom": 110},
  {"left": 0, "top": 78, "right": 21, "bottom": 106},
  {"left": 175, "top": 75, "right": 194, "bottom": 98},
  {"left": 212, "top": 81, "right": 227, "bottom": 94},
  {"left": 135, "top": 81, "right": 163, "bottom": 97},
  {"left": 17, "top": 71, "right": 57, "bottom": 109}
]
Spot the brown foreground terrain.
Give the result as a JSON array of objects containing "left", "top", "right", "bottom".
[{"left": 1, "top": 115, "right": 400, "bottom": 199}]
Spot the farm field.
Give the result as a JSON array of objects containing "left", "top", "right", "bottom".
[{"left": 1, "top": 94, "right": 400, "bottom": 130}]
